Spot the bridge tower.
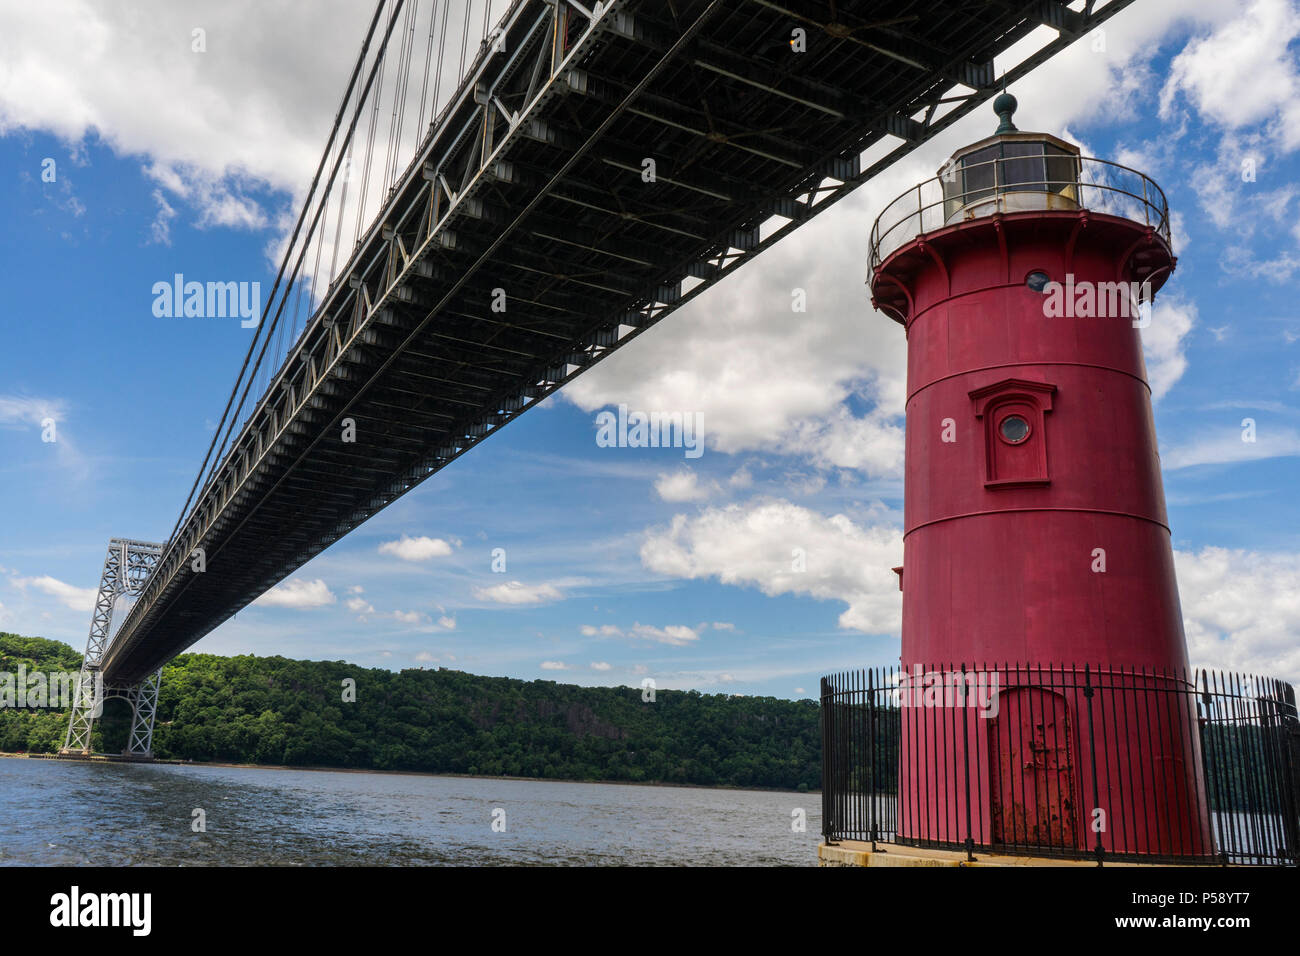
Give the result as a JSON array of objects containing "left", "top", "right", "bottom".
[
  {"left": 869, "top": 96, "right": 1213, "bottom": 857},
  {"left": 62, "top": 538, "right": 165, "bottom": 758}
]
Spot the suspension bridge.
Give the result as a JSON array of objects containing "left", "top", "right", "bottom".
[{"left": 62, "top": 0, "right": 1136, "bottom": 755}]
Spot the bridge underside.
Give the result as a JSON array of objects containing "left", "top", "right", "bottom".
[{"left": 103, "top": 0, "right": 1134, "bottom": 683}]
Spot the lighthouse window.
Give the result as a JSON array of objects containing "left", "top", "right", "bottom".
[
  {"left": 999, "top": 415, "right": 1030, "bottom": 444},
  {"left": 1001, "top": 141, "right": 1046, "bottom": 190}
]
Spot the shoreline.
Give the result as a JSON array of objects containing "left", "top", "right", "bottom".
[{"left": 0, "top": 752, "right": 816, "bottom": 795}]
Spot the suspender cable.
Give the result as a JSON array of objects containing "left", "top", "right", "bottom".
[
  {"left": 191, "top": 0, "right": 408, "bottom": 580},
  {"left": 161, "top": 0, "right": 389, "bottom": 556},
  {"left": 458, "top": 0, "right": 472, "bottom": 82},
  {"left": 354, "top": 40, "right": 386, "bottom": 249},
  {"left": 431, "top": 0, "right": 451, "bottom": 128},
  {"left": 416, "top": 1, "right": 438, "bottom": 135},
  {"left": 389, "top": 0, "right": 419, "bottom": 192}
]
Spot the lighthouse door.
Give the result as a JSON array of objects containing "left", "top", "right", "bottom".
[{"left": 990, "top": 688, "right": 1078, "bottom": 850}]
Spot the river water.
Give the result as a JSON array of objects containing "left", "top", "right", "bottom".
[{"left": 0, "top": 758, "right": 821, "bottom": 866}]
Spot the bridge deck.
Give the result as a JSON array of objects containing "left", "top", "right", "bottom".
[{"left": 103, "top": 0, "right": 1133, "bottom": 682}]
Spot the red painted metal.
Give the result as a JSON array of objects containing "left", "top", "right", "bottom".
[{"left": 871, "top": 142, "right": 1214, "bottom": 858}]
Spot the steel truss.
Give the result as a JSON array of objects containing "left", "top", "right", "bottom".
[{"left": 62, "top": 538, "right": 164, "bottom": 756}]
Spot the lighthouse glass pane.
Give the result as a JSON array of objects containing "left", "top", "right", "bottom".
[
  {"left": 1044, "top": 144, "right": 1080, "bottom": 195},
  {"left": 1001, "top": 141, "right": 1048, "bottom": 191},
  {"left": 959, "top": 145, "right": 998, "bottom": 204}
]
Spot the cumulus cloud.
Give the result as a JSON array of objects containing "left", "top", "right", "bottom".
[
  {"left": 590, "top": 661, "right": 612, "bottom": 671},
  {"left": 1176, "top": 546, "right": 1300, "bottom": 681},
  {"left": 1142, "top": 294, "right": 1196, "bottom": 401},
  {"left": 1158, "top": 0, "right": 1300, "bottom": 152},
  {"left": 540, "top": 661, "right": 568, "bottom": 671},
  {"left": 10, "top": 575, "right": 97, "bottom": 612},
  {"left": 579, "top": 622, "right": 700, "bottom": 646},
  {"left": 641, "top": 499, "right": 902, "bottom": 634},
  {"left": 654, "top": 469, "right": 713, "bottom": 502},
  {"left": 255, "top": 578, "right": 335, "bottom": 609},
  {"left": 378, "top": 535, "right": 454, "bottom": 561},
  {"left": 473, "top": 581, "right": 563, "bottom": 605}
]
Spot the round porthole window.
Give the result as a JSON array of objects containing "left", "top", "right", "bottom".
[
  {"left": 1026, "top": 271, "right": 1051, "bottom": 293},
  {"left": 999, "top": 414, "right": 1030, "bottom": 443}
]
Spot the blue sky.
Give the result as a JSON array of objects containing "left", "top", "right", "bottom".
[{"left": 2, "top": 0, "right": 1299, "bottom": 695}]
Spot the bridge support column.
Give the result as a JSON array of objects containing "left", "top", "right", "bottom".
[
  {"left": 124, "top": 670, "right": 163, "bottom": 757},
  {"left": 61, "top": 538, "right": 163, "bottom": 756}
]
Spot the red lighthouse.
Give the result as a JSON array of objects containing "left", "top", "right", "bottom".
[{"left": 869, "top": 95, "right": 1213, "bottom": 859}]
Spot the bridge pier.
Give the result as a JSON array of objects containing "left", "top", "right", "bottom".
[{"left": 61, "top": 539, "right": 164, "bottom": 757}]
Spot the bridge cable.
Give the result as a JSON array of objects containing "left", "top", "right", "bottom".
[
  {"left": 159, "top": 0, "right": 395, "bottom": 560},
  {"left": 386, "top": 0, "right": 419, "bottom": 194},
  {"left": 202, "top": 0, "right": 407, "bottom": 502},
  {"left": 353, "top": 41, "right": 386, "bottom": 251},
  {"left": 202, "top": 4, "right": 386, "bottom": 493},
  {"left": 431, "top": 0, "right": 451, "bottom": 130},
  {"left": 416, "top": 1, "right": 438, "bottom": 136}
]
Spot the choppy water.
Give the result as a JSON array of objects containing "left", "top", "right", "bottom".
[{"left": 0, "top": 758, "right": 821, "bottom": 866}]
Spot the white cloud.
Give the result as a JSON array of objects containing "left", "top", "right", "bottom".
[
  {"left": 255, "top": 578, "right": 335, "bottom": 609},
  {"left": 345, "top": 596, "right": 374, "bottom": 615},
  {"left": 628, "top": 624, "right": 698, "bottom": 646},
  {"left": 641, "top": 499, "right": 903, "bottom": 634},
  {"left": 1176, "top": 546, "right": 1300, "bottom": 681},
  {"left": 1142, "top": 294, "right": 1196, "bottom": 401},
  {"left": 391, "top": 610, "right": 425, "bottom": 625},
  {"left": 578, "top": 622, "right": 699, "bottom": 646},
  {"left": 473, "top": 581, "right": 563, "bottom": 605},
  {"left": 540, "top": 661, "right": 568, "bottom": 671},
  {"left": 1164, "top": 425, "right": 1300, "bottom": 469},
  {"left": 0, "top": 395, "right": 65, "bottom": 429},
  {"left": 1158, "top": 0, "right": 1300, "bottom": 152},
  {"left": 148, "top": 188, "right": 176, "bottom": 246},
  {"left": 378, "top": 535, "right": 454, "bottom": 561},
  {"left": 10, "top": 575, "right": 96, "bottom": 612},
  {"left": 654, "top": 469, "right": 713, "bottom": 502},
  {"left": 436, "top": 615, "right": 456, "bottom": 630},
  {"left": 590, "top": 661, "right": 611, "bottom": 671}
]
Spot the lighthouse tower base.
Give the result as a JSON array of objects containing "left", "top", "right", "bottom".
[{"left": 817, "top": 841, "right": 1180, "bottom": 867}]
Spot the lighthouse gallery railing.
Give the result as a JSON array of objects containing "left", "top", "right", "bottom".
[
  {"left": 820, "top": 664, "right": 1300, "bottom": 866},
  {"left": 869, "top": 154, "right": 1172, "bottom": 271}
]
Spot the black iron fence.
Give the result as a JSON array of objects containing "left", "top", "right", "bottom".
[{"left": 821, "top": 664, "right": 1299, "bottom": 865}]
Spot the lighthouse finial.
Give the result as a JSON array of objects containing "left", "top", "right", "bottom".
[{"left": 993, "top": 89, "right": 1018, "bottom": 134}]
